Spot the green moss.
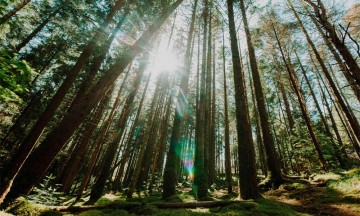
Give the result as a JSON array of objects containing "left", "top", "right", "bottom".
[
  {"left": 156, "top": 209, "right": 211, "bottom": 216},
  {"left": 133, "top": 203, "right": 158, "bottom": 215},
  {"left": 215, "top": 199, "right": 307, "bottom": 216},
  {"left": 6, "top": 197, "right": 44, "bottom": 216},
  {"left": 79, "top": 209, "right": 131, "bottom": 216},
  {"left": 39, "top": 210, "right": 64, "bottom": 216},
  {"left": 163, "top": 195, "right": 183, "bottom": 203},
  {"left": 94, "top": 197, "right": 113, "bottom": 206}
]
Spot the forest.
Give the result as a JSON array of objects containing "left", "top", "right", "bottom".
[{"left": 0, "top": 0, "right": 359, "bottom": 215}]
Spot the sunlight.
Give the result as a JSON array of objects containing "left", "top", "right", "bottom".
[{"left": 151, "top": 47, "right": 180, "bottom": 76}]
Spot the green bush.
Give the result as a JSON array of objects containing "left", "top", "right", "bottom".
[{"left": 0, "top": 49, "right": 36, "bottom": 103}]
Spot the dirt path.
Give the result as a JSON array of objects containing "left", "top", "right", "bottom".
[{"left": 265, "top": 183, "right": 360, "bottom": 216}]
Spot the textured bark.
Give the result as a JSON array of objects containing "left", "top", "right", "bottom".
[
  {"left": 0, "top": 0, "right": 182, "bottom": 203},
  {"left": 239, "top": 0, "right": 284, "bottom": 188},
  {"left": 227, "top": 0, "right": 261, "bottom": 200},
  {"left": 194, "top": 0, "right": 209, "bottom": 200}
]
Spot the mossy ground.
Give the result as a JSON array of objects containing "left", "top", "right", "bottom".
[
  {"left": 265, "top": 168, "right": 360, "bottom": 216},
  {"left": 2, "top": 169, "right": 359, "bottom": 215}
]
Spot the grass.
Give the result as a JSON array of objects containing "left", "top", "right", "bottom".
[
  {"left": 212, "top": 199, "right": 308, "bottom": 216},
  {"left": 4, "top": 169, "right": 359, "bottom": 215}
]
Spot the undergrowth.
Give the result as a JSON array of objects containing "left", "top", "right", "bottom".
[{"left": 3, "top": 169, "right": 359, "bottom": 215}]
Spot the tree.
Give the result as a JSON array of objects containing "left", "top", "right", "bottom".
[
  {"left": 239, "top": 0, "right": 284, "bottom": 188},
  {"left": 0, "top": 0, "right": 32, "bottom": 26},
  {"left": 0, "top": 0, "right": 183, "bottom": 204},
  {"left": 221, "top": 28, "right": 232, "bottom": 194},
  {"left": 162, "top": 0, "right": 198, "bottom": 199},
  {"left": 226, "top": 0, "right": 261, "bottom": 200}
]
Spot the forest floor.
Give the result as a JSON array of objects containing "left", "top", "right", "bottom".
[{"left": 1, "top": 168, "right": 359, "bottom": 216}]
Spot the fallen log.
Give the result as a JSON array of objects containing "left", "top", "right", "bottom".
[
  {"left": 155, "top": 200, "right": 241, "bottom": 209},
  {"left": 50, "top": 200, "right": 242, "bottom": 213}
]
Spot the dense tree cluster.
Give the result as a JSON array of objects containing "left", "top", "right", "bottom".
[{"left": 0, "top": 0, "right": 359, "bottom": 207}]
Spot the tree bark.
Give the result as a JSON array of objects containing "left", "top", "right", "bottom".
[
  {"left": 239, "top": 0, "right": 284, "bottom": 188},
  {"left": 272, "top": 25, "right": 328, "bottom": 170},
  {"left": 88, "top": 52, "right": 150, "bottom": 203},
  {"left": 194, "top": 0, "right": 209, "bottom": 200},
  {"left": 227, "top": 0, "right": 261, "bottom": 200}
]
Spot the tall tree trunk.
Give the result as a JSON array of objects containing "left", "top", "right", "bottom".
[
  {"left": 203, "top": 7, "right": 212, "bottom": 188},
  {"left": 16, "top": 6, "right": 60, "bottom": 51},
  {"left": 315, "top": 73, "right": 352, "bottom": 161},
  {"left": 289, "top": 0, "right": 360, "bottom": 145},
  {"left": 0, "top": 0, "right": 183, "bottom": 204},
  {"left": 88, "top": 52, "right": 150, "bottom": 203},
  {"left": 194, "top": 0, "right": 208, "bottom": 200},
  {"left": 222, "top": 29, "right": 232, "bottom": 194},
  {"left": 0, "top": 0, "right": 32, "bottom": 25},
  {"left": 58, "top": 94, "right": 109, "bottom": 194},
  {"left": 208, "top": 30, "right": 216, "bottom": 186},
  {"left": 302, "top": 0, "right": 360, "bottom": 84},
  {"left": 76, "top": 73, "right": 129, "bottom": 199},
  {"left": 226, "top": 0, "right": 261, "bottom": 200},
  {"left": 162, "top": 0, "right": 198, "bottom": 199},
  {"left": 239, "top": 0, "right": 283, "bottom": 188},
  {"left": 111, "top": 74, "right": 152, "bottom": 193},
  {"left": 272, "top": 25, "right": 328, "bottom": 170},
  {"left": 313, "top": 62, "right": 360, "bottom": 158},
  {"left": 295, "top": 52, "right": 348, "bottom": 168},
  {"left": 136, "top": 82, "right": 166, "bottom": 190},
  {"left": 0, "top": 0, "right": 127, "bottom": 204},
  {"left": 149, "top": 93, "right": 173, "bottom": 192},
  {"left": 127, "top": 84, "right": 162, "bottom": 198},
  {"left": 305, "top": 7, "right": 360, "bottom": 102}
]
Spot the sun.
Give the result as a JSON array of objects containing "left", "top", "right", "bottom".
[{"left": 151, "top": 47, "right": 180, "bottom": 76}]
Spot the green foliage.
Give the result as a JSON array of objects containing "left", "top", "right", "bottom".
[
  {"left": 0, "top": 49, "right": 35, "bottom": 103},
  {"left": 27, "top": 174, "right": 66, "bottom": 206},
  {"left": 327, "top": 168, "right": 360, "bottom": 200}
]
